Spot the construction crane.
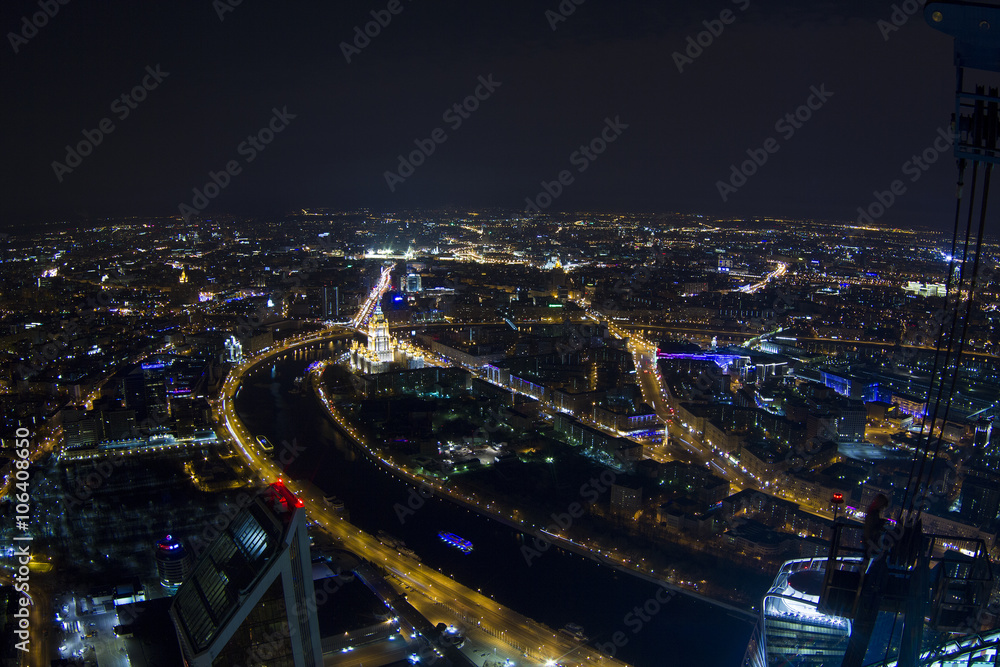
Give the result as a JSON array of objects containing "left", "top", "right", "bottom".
[{"left": 814, "top": 3, "right": 1000, "bottom": 666}]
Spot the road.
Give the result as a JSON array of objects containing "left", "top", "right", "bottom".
[
  {"left": 608, "top": 317, "right": 849, "bottom": 519},
  {"left": 325, "top": 639, "right": 410, "bottom": 666},
  {"left": 352, "top": 265, "right": 395, "bottom": 329},
  {"left": 738, "top": 261, "right": 788, "bottom": 294},
  {"left": 215, "top": 327, "right": 630, "bottom": 667}
]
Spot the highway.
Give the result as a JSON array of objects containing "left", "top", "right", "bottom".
[
  {"left": 215, "top": 325, "right": 629, "bottom": 667},
  {"left": 619, "top": 313, "right": 851, "bottom": 516},
  {"left": 352, "top": 265, "right": 395, "bottom": 329},
  {"left": 329, "top": 640, "right": 410, "bottom": 667},
  {"left": 738, "top": 261, "right": 788, "bottom": 294},
  {"left": 605, "top": 311, "right": 878, "bottom": 521}
]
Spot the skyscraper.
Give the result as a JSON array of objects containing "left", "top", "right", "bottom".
[
  {"left": 155, "top": 534, "right": 193, "bottom": 593},
  {"left": 974, "top": 418, "right": 995, "bottom": 465},
  {"left": 350, "top": 302, "right": 397, "bottom": 373},
  {"left": 169, "top": 480, "right": 322, "bottom": 667},
  {"left": 743, "top": 557, "right": 852, "bottom": 667},
  {"left": 368, "top": 303, "right": 393, "bottom": 364},
  {"left": 123, "top": 364, "right": 170, "bottom": 424},
  {"left": 405, "top": 272, "right": 422, "bottom": 293}
]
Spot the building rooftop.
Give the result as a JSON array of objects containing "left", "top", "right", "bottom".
[{"left": 170, "top": 481, "right": 300, "bottom": 655}]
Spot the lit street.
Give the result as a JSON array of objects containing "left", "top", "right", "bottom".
[{"left": 216, "top": 325, "right": 630, "bottom": 667}]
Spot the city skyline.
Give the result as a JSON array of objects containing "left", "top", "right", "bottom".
[
  {"left": 3, "top": 207, "right": 1000, "bottom": 665},
  {"left": 7, "top": 2, "right": 1000, "bottom": 667}
]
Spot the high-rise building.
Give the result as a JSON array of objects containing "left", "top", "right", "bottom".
[
  {"left": 123, "top": 364, "right": 170, "bottom": 424},
  {"left": 743, "top": 557, "right": 852, "bottom": 667},
  {"left": 974, "top": 418, "right": 996, "bottom": 466},
  {"left": 155, "top": 534, "right": 193, "bottom": 593},
  {"left": 368, "top": 304, "right": 393, "bottom": 364},
  {"left": 405, "top": 273, "right": 422, "bottom": 293},
  {"left": 834, "top": 400, "right": 866, "bottom": 444},
  {"left": 610, "top": 484, "right": 642, "bottom": 518},
  {"left": 350, "top": 303, "right": 396, "bottom": 373},
  {"left": 169, "top": 481, "right": 322, "bottom": 667},
  {"left": 62, "top": 409, "right": 104, "bottom": 448},
  {"left": 224, "top": 335, "right": 243, "bottom": 363},
  {"left": 322, "top": 285, "right": 340, "bottom": 319},
  {"left": 960, "top": 470, "right": 1000, "bottom": 529},
  {"left": 103, "top": 408, "right": 137, "bottom": 440}
]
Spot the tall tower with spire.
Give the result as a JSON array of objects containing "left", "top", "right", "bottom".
[{"left": 367, "top": 302, "right": 393, "bottom": 363}]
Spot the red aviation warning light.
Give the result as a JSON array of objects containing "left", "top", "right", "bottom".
[{"left": 269, "top": 479, "right": 305, "bottom": 512}]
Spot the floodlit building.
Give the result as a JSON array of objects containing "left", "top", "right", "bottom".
[
  {"left": 350, "top": 302, "right": 423, "bottom": 373},
  {"left": 878, "top": 628, "right": 1000, "bottom": 666},
  {"left": 351, "top": 303, "right": 395, "bottom": 373},
  {"left": 903, "top": 281, "right": 947, "bottom": 298},
  {"left": 169, "top": 480, "right": 322, "bottom": 667},
  {"left": 224, "top": 335, "right": 243, "bottom": 363},
  {"left": 743, "top": 557, "right": 852, "bottom": 667}
]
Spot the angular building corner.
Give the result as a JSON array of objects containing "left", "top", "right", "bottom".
[{"left": 168, "top": 480, "right": 323, "bottom": 667}]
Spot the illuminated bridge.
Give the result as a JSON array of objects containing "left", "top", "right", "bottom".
[{"left": 655, "top": 351, "right": 750, "bottom": 372}]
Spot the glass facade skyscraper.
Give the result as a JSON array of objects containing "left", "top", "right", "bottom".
[
  {"left": 744, "top": 557, "right": 852, "bottom": 667},
  {"left": 169, "top": 481, "right": 322, "bottom": 667}
]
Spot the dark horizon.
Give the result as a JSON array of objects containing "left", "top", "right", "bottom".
[{"left": 0, "top": 0, "right": 967, "bottom": 229}]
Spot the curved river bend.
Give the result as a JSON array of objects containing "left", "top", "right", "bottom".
[{"left": 234, "top": 343, "right": 756, "bottom": 666}]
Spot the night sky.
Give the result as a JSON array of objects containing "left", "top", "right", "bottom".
[{"left": 0, "top": 0, "right": 970, "bottom": 228}]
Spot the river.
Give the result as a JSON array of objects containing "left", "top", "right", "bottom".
[{"left": 233, "top": 343, "right": 757, "bottom": 666}]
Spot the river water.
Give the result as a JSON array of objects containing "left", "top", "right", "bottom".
[{"left": 233, "top": 343, "right": 756, "bottom": 666}]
